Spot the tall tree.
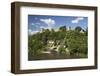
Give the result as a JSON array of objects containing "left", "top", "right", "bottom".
[
  {"left": 59, "top": 26, "right": 66, "bottom": 32},
  {"left": 75, "top": 26, "right": 82, "bottom": 32}
]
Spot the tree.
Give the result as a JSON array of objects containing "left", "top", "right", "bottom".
[
  {"left": 42, "top": 29, "right": 50, "bottom": 45},
  {"left": 49, "top": 28, "right": 55, "bottom": 40},
  {"left": 85, "top": 27, "right": 88, "bottom": 36},
  {"left": 64, "top": 39, "right": 68, "bottom": 48},
  {"left": 32, "top": 40, "right": 44, "bottom": 54},
  {"left": 75, "top": 26, "right": 82, "bottom": 32},
  {"left": 28, "top": 25, "right": 88, "bottom": 60},
  {"left": 42, "top": 34, "right": 48, "bottom": 45},
  {"left": 59, "top": 26, "right": 66, "bottom": 32},
  {"left": 66, "top": 30, "right": 87, "bottom": 55},
  {"left": 58, "top": 46, "right": 66, "bottom": 54}
]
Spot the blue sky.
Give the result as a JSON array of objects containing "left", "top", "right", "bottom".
[{"left": 28, "top": 15, "right": 88, "bottom": 35}]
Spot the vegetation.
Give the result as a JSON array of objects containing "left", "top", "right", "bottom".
[{"left": 28, "top": 26, "right": 88, "bottom": 60}]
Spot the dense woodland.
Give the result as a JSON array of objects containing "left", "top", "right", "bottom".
[{"left": 28, "top": 26, "right": 88, "bottom": 60}]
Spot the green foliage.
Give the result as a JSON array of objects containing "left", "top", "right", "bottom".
[
  {"left": 75, "top": 26, "right": 82, "bottom": 32},
  {"left": 58, "top": 46, "right": 66, "bottom": 54},
  {"left": 66, "top": 30, "right": 87, "bottom": 55},
  {"left": 59, "top": 26, "right": 67, "bottom": 32},
  {"left": 28, "top": 26, "right": 88, "bottom": 60}
]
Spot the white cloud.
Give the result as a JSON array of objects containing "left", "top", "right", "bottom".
[
  {"left": 28, "top": 29, "right": 39, "bottom": 35},
  {"left": 72, "top": 20, "right": 79, "bottom": 23},
  {"left": 40, "top": 18, "right": 55, "bottom": 29},
  {"left": 40, "top": 18, "right": 55, "bottom": 26},
  {"left": 36, "top": 23, "right": 40, "bottom": 25},
  {"left": 72, "top": 17, "right": 84, "bottom": 23},
  {"left": 31, "top": 22, "right": 40, "bottom": 26},
  {"left": 40, "top": 26, "right": 48, "bottom": 29},
  {"left": 77, "top": 17, "right": 84, "bottom": 20},
  {"left": 31, "top": 23, "right": 35, "bottom": 25}
]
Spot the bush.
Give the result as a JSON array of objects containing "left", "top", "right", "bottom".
[{"left": 58, "top": 46, "right": 66, "bottom": 54}]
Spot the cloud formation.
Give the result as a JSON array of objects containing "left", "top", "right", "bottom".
[
  {"left": 40, "top": 26, "right": 48, "bottom": 29},
  {"left": 36, "top": 23, "right": 40, "bottom": 25},
  {"left": 40, "top": 18, "right": 55, "bottom": 29},
  {"left": 28, "top": 29, "right": 39, "bottom": 35},
  {"left": 72, "top": 17, "right": 84, "bottom": 23},
  {"left": 31, "top": 23, "right": 35, "bottom": 25}
]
